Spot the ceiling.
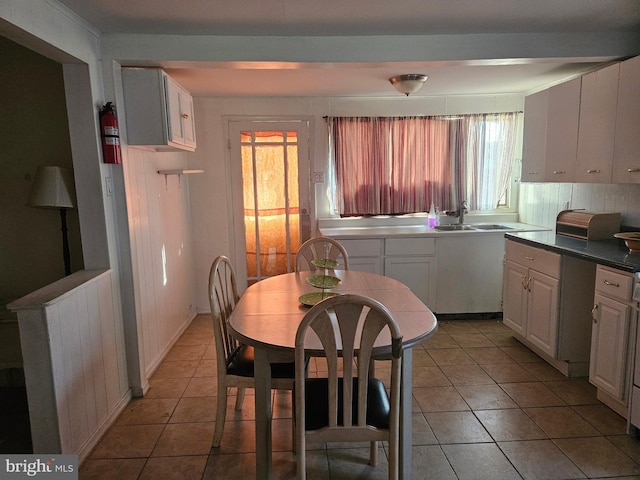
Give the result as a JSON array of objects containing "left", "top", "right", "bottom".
[{"left": 55, "top": 0, "right": 640, "bottom": 97}]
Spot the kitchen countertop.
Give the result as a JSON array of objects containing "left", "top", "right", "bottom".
[
  {"left": 506, "top": 231, "right": 640, "bottom": 273},
  {"left": 320, "top": 222, "right": 545, "bottom": 239}
]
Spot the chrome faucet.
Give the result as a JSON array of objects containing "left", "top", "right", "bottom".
[{"left": 458, "top": 201, "right": 467, "bottom": 225}]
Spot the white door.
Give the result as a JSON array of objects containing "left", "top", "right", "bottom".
[{"left": 228, "top": 120, "right": 311, "bottom": 286}]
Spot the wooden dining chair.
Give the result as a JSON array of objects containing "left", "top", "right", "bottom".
[
  {"left": 295, "top": 237, "right": 349, "bottom": 271},
  {"left": 294, "top": 294, "right": 403, "bottom": 480},
  {"left": 208, "top": 255, "right": 297, "bottom": 448}
]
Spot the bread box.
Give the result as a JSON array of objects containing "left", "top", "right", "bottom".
[{"left": 556, "top": 210, "right": 621, "bottom": 240}]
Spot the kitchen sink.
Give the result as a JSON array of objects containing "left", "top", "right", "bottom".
[
  {"left": 434, "top": 224, "right": 476, "bottom": 231},
  {"left": 470, "top": 224, "right": 513, "bottom": 230}
]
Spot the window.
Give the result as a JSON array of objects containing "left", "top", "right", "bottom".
[{"left": 328, "top": 112, "right": 522, "bottom": 217}]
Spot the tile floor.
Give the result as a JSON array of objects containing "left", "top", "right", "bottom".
[{"left": 79, "top": 315, "right": 640, "bottom": 479}]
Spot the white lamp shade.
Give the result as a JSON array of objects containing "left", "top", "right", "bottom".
[{"left": 27, "top": 166, "right": 76, "bottom": 209}]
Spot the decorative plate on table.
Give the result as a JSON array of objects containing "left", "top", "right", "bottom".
[
  {"left": 306, "top": 274, "right": 341, "bottom": 289},
  {"left": 311, "top": 258, "right": 339, "bottom": 269},
  {"left": 298, "top": 292, "right": 340, "bottom": 306}
]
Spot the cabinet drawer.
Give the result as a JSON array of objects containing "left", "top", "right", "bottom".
[
  {"left": 337, "top": 238, "right": 382, "bottom": 257},
  {"left": 505, "top": 240, "right": 560, "bottom": 278},
  {"left": 595, "top": 265, "right": 634, "bottom": 301},
  {"left": 385, "top": 237, "right": 436, "bottom": 256}
]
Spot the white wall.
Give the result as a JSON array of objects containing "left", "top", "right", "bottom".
[
  {"left": 188, "top": 94, "right": 524, "bottom": 312},
  {"left": 123, "top": 147, "right": 198, "bottom": 384},
  {"left": 0, "top": 0, "right": 134, "bottom": 457},
  {"left": 518, "top": 181, "right": 640, "bottom": 229}
]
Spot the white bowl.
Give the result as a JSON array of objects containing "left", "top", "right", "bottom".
[{"left": 614, "top": 232, "right": 640, "bottom": 253}]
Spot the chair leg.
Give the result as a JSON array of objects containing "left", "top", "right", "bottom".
[
  {"left": 369, "top": 440, "right": 378, "bottom": 465},
  {"left": 213, "top": 384, "right": 228, "bottom": 448},
  {"left": 235, "top": 387, "right": 245, "bottom": 410}
]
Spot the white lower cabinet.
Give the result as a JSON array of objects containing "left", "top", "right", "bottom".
[
  {"left": 331, "top": 237, "right": 436, "bottom": 308},
  {"left": 384, "top": 238, "right": 436, "bottom": 309},
  {"left": 502, "top": 246, "right": 560, "bottom": 358},
  {"left": 337, "top": 238, "right": 383, "bottom": 274},
  {"left": 591, "top": 294, "right": 631, "bottom": 399},
  {"left": 589, "top": 265, "right": 636, "bottom": 417},
  {"left": 384, "top": 256, "right": 436, "bottom": 309},
  {"left": 526, "top": 269, "right": 560, "bottom": 356},
  {"left": 503, "top": 239, "right": 595, "bottom": 376}
]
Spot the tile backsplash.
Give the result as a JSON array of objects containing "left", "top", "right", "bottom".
[{"left": 518, "top": 182, "right": 640, "bottom": 230}]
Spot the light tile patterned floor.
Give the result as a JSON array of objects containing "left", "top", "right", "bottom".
[{"left": 80, "top": 315, "right": 640, "bottom": 479}]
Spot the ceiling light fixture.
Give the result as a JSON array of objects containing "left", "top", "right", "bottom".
[{"left": 389, "top": 74, "right": 428, "bottom": 96}]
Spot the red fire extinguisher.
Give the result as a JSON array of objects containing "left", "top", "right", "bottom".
[{"left": 99, "top": 102, "right": 122, "bottom": 164}]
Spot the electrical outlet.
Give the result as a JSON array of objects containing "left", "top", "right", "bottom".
[
  {"left": 105, "top": 176, "right": 113, "bottom": 196},
  {"left": 313, "top": 172, "right": 325, "bottom": 183}
]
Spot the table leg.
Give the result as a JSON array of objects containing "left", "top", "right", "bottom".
[
  {"left": 400, "top": 348, "right": 413, "bottom": 479},
  {"left": 254, "top": 348, "right": 273, "bottom": 480}
]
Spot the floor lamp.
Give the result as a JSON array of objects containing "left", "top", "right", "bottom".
[{"left": 27, "top": 166, "right": 76, "bottom": 276}]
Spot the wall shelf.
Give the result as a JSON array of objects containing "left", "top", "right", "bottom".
[{"left": 157, "top": 169, "right": 204, "bottom": 188}]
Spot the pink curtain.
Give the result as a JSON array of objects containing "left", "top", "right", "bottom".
[
  {"left": 330, "top": 113, "right": 521, "bottom": 216},
  {"left": 331, "top": 117, "right": 451, "bottom": 216}
]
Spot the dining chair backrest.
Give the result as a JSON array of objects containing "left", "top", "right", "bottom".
[
  {"left": 295, "top": 237, "right": 349, "bottom": 272},
  {"left": 294, "top": 294, "right": 402, "bottom": 480},
  {"left": 208, "top": 255, "right": 241, "bottom": 378}
]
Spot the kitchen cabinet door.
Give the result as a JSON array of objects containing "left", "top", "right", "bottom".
[
  {"left": 575, "top": 63, "right": 619, "bottom": 183},
  {"left": 337, "top": 238, "right": 383, "bottom": 274},
  {"left": 613, "top": 55, "right": 640, "bottom": 184},
  {"left": 590, "top": 293, "right": 631, "bottom": 400},
  {"left": 521, "top": 89, "right": 548, "bottom": 182},
  {"left": 502, "top": 259, "right": 528, "bottom": 337},
  {"left": 544, "top": 77, "right": 581, "bottom": 182},
  {"left": 384, "top": 256, "right": 436, "bottom": 310},
  {"left": 347, "top": 256, "right": 382, "bottom": 274},
  {"left": 165, "top": 75, "right": 196, "bottom": 149},
  {"left": 526, "top": 269, "right": 559, "bottom": 357}
]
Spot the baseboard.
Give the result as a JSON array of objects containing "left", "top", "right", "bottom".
[
  {"left": 77, "top": 389, "right": 133, "bottom": 464},
  {"left": 435, "top": 312, "right": 503, "bottom": 320}
]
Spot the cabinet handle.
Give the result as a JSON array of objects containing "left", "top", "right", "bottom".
[
  {"left": 526, "top": 276, "right": 532, "bottom": 293},
  {"left": 628, "top": 168, "right": 640, "bottom": 173},
  {"left": 522, "top": 275, "right": 528, "bottom": 291},
  {"left": 591, "top": 304, "right": 598, "bottom": 323},
  {"left": 181, "top": 114, "right": 189, "bottom": 119},
  {"left": 586, "top": 169, "right": 601, "bottom": 174},
  {"left": 553, "top": 170, "right": 566, "bottom": 174},
  {"left": 527, "top": 172, "right": 538, "bottom": 175},
  {"left": 603, "top": 279, "right": 620, "bottom": 287},
  {"left": 524, "top": 255, "right": 534, "bottom": 261}
]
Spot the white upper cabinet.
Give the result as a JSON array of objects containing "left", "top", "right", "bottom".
[
  {"left": 613, "top": 55, "right": 640, "bottom": 184},
  {"left": 544, "top": 78, "right": 581, "bottom": 182},
  {"left": 521, "top": 78, "right": 581, "bottom": 183},
  {"left": 521, "top": 89, "right": 548, "bottom": 182},
  {"left": 122, "top": 68, "right": 196, "bottom": 152},
  {"left": 575, "top": 63, "right": 620, "bottom": 183}
]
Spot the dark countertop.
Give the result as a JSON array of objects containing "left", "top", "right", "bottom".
[{"left": 505, "top": 231, "right": 640, "bottom": 273}]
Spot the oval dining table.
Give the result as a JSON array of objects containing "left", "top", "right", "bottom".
[{"left": 228, "top": 269, "right": 438, "bottom": 480}]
